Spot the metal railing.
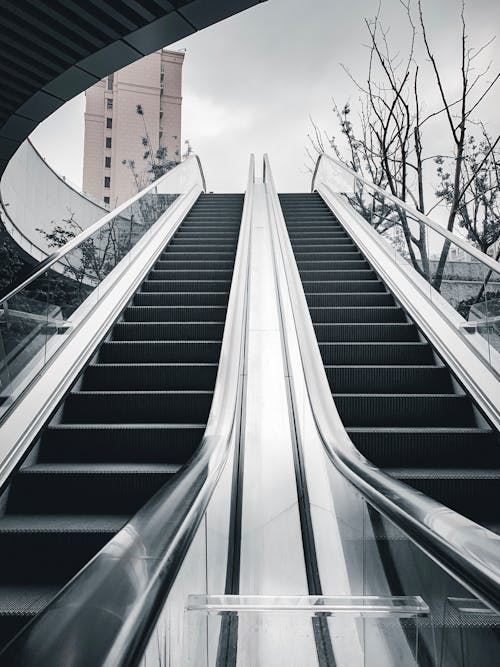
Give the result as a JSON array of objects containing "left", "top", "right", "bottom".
[{"left": 265, "top": 153, "right": 500, "bottom": 615}]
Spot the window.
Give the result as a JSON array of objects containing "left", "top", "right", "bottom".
[
  {"left": 106, "top": 117, "right": 112, "bottom": 129},
  {"left": 105, "top": 137, "right": 112, "bottom": 148},
  {"left": 159, "top": 131, "right": 163, "bottom": 139},
  {"left": 160, "top": 110, "right": 163, "bottom": 119},
  {"left": 106, "top": 98, "right": 113, "bottom": 109},
  {"left": 107, "top": 74, "right": 114, "bottom": 91},
  {"left": 104, "top": 176, "right": 110, "bottom": 188},
  {"left": 105, "top": 156, "right": 111, "bottom": 168},
  {"left": 104, "top": 196, "right": 110, "bottom": 204}
]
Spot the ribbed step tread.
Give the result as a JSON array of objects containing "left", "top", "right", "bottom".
[
  {"left": 113, "top": 322, "right": 225, "bottom": 341},
  {"left": 385, "top": 468, "right": 500, "bottom": 522},
  {"left": 40, "top": 424, "right": 205, "bottom": 463},
  {"left": 141, "top": 280, "right": 231, "bottom": 292},
  {"left": 124, "top": 306, "right": 227, "bottom": 322},
  {"left": 8, "top": 465, "right": 181, "bottom": 514},
  {"left": 299, "top": 270, "right": 377, "bottom": 281},
  {"left": 326, "top": 366, "right": 453, "bottom": 393},
  {"left": 319, "top": 342, "right": 434, "bottom": 365},
  {"left": 0, "top": 586, "right": 58, "bottom": 616},
  {"left": 347, "top": 428, "right": 498, "bottom": 466},
  {"left": 310, "top": 307, "right": 406, "bottom": 323},
  {"left": 82, "top": 363, "right": 218, "bottom": 390},
  {"left": 314, "top": 323, "right": 418, "bottom": 342},
  {"left": 332, "top": 394, "right": 475, "bottom": 427},
  {"left": 303, "top": 280, "right": 386, "bottom": 293},
  {"left": 306, "top": 293, "right": 394, "bottom": 307},
  {"left": 63, "top": 391, "right": 213, "bottom": 423},
  {"left": 134, "top": 292, "right": 229, "bottom": 306},
  {"left": 154, "top": 260, "right": 235, "bottom": 269},
  {"left": 297, "top": 260, "right": 370, "bottom": 270},
  {"left": 100, "top": 341, "right": 222, "bottom": 363},
  {"left": 149, "top": 270, "right": 234, "bottom": 281}
]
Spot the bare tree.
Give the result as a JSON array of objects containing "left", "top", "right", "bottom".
[
  {"left": 418, "top": 0, "right": 500, "bottom": 289},
  {"left": 308, "top": 0, "right": 499, "bottom": 291}
]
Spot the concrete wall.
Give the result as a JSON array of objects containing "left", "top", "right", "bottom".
[{"left": 0, "top": 140, "right": 107, "bottom": 262}]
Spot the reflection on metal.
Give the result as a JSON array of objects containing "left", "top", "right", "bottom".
[
  {"left": 263, "top": 154, "right": 500, "bottom": 617},
  {"left": 238, "top": 179, "right": 308, "bottom": 596}
]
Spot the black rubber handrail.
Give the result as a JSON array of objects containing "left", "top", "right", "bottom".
[
  {"left": 0, "top": 155, "right": 254, "bottom": 666},
  {"left": 264, "top": 153, "right": 500, "bottom": 615}
]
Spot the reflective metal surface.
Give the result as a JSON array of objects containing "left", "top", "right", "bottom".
[
  {"left": 263, "top": 154, "right": 500, "bottom": 618},
  {"left": 239, "top": 180, "right": 308, "bottom": 599},
  {"left": 0, "top": 157, "right": 254, "bottom": 665}
]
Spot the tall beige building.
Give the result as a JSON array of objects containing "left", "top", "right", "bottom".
[{"left": 83, "top": 49, "right": 184, "bottom": 208}]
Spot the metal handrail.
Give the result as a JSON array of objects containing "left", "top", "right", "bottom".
[
  {"left": 265, "top": 153, "right": 500, "bottom": 615},
  {"left": 312, "top": 153, "right": 500, "bottom": 275},
  {"left": 1, "top": 156, "right": 254, "bottom": 665},
  {"left": 0, "top": 154, "right": 206, "bottom": 306}
]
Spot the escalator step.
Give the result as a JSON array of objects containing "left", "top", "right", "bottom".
[
  {"left": 385, "top": 468, "right": 500, "bottom": 523},
  {"left": 39, "top": 424, "right": 205, "bottom": 463},
  {"left": 347, "top": 428, "right": 499, "bottom": 467},
  {"left": 82, "top": 363, "right": 218, "bottom": 390},
  {"left": 141, "top": 280, "right": 231, "bottom": 292},
  {"left": 297, "top": 260, "right": 370, "bottom": 270},
  {"left": 100, "top": 340, "right": 222, "bottom": 363},
  {"left": 63, "top": 391, "right": 213, "bottom": 423},
  {"left": 310, "top": 307, "right": 406, "bottom": 323},
  {"left": 298, "top": 270, "right": 378, "bottom": 281},
  {"left": 112, "top": 322, "right": 225, "bottom": 341},
  {"left": 0, "top": 586, "right": 59, "bottom": 649},
  {"left": 154, "top": 260, "right": 235, "bottom": 269},
  {"left": 149, "top": 270, "right": 234, "bottom": 281},
  {"left": 314, "top": 322, "right": 419, "bottom": 342},
  {"left": 7, "top": 465, "right": 181, "bottom": 514},
  {"left": 326, "top": 366, "right": 453, "bottom": 393},
  {"left": 134, "top": 292, "right": 229, "bottom": 306},
  {"left": 0, "top": 515, "right": 127, "bottom": 583},
  {"left": 124, "top": 306, "right": 227, "bottom": 322},
  {"left": 332, "top": 394, "right": 475, "bottom": 427},
  {"left": 319, "top": 342, "right": 434, "bottom": 365},
  {"left": 302, "top": 280, "right": 386, "bottom": 293},
  {"left": 306, "top": 292, "right": 394, "bottom": 307}
]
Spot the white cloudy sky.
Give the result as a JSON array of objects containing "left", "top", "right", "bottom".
[{"left": 31, "top": 0, "right": 500, "bottom": 194}]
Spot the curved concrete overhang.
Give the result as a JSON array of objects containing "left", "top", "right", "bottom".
[
  {"left": 0, "top": 0, "right": 266, "bottom": 176},
  {"left": 0, "top": 139, "right": 108, "bottom": 263}
]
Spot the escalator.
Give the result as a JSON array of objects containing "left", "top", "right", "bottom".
[
  {"left": 0, "top": 192, "right": 244, "bottom": 650},
  {"left": 278, "top": 192, "right": 500, "bottom": 533}
]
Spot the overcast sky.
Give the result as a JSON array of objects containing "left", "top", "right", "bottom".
[{"left": 31, "top": 0, "right": 500, "bottom": 194}]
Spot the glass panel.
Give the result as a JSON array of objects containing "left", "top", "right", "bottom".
[
  {"left": 183, "top": 594, "right": 428, "bottom": 666},
  {"left": 138, "top": 426, "right": 236, "bottom": 666},
  {"left": 320, "top": 452, "right": 500, "bottom": 667},
  {"left": 315, "top": 156, "right": 500, "bottom": 372},
  {"left": 0, "top": 157, "right": 204, "bottom": 420}
]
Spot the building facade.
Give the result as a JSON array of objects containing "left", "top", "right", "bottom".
[{"left": 82, "top": 49, "right": 184, "bottom": 208}]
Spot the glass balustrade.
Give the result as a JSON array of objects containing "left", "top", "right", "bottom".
[
  {"left": 314, "top": 156, "right": 500, "bottom": 374},
  {"left": 0, "top": 156, "right": 205, "bottom": 419}
]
